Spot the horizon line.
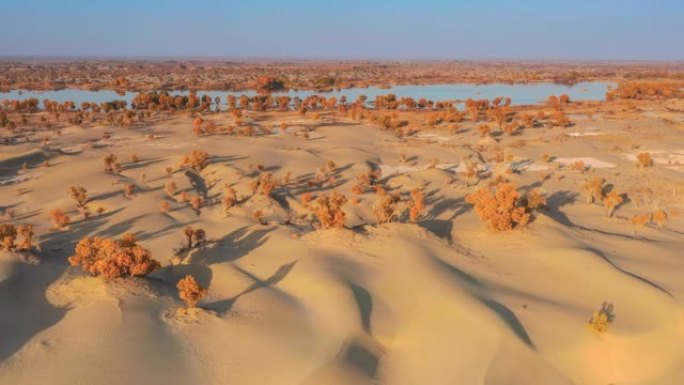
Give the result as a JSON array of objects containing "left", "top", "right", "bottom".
[{"left": 1, "top": 55, "right": 684, "bottom": 64}]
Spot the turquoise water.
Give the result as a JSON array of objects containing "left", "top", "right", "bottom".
[{"left": 1, "top": 81, "right": 610, "bottom": 108}]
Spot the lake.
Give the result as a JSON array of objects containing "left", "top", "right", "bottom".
[{"left": 1, "top": 81, "right": 611, "bottom": 108}]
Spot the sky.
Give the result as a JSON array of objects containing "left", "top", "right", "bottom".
[{"left": 1, "top": 0, "right": 682, "bottom": 60}]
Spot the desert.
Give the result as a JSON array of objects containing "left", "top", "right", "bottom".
[{"left": 2, "top": 1, "right": 684, "bottom": 384}]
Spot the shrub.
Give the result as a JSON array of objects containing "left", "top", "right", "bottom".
[
  {"left": 300, "top": 192, "right": 314, "bottom": 208},
  {"left": 465, "top": 183, "right": 536, "bottom": 231},
  {"left": 631, "top": 213, "right": 651, "bottom": 227},
  {"left": 524, "top": 189, "right": 546, "bottom": 210},
  {"left": 222, "top": 187, "right": 237, "bottom": 213},
  {"left": 652, "top": 210, "right": 668, "bottom": 227},
  {"left": 180, "top": 150, "right": 209, "bottom": 172},
  {"left": 582, "top": 177, "right": 605, "bottom": 204},
  {"left": 603, "top": 190, "right": 624, "bottom": 218},
  {"left": 177, "top": 275, "right": 207, "bottom": 308},
  {"left": 256, "top": 172, "right": 278, "bottom": 197},
  {"left": 68, "top": 185, "right": 88, "bottom": 208},
  {"left": 313, "top": 191, "right": 347, "bottom": 229},
  {"left": 182, "top": 226, "right": 206, "bottom": 249},
  {"left": 588, "top": 302, "right": 614, "bottom": 335},
  {"left": 16, "top": 224, "right": 33, "bottom": 250},
  {"left": 636, "top": 152, "right": 653, "bottom": 168},
  {"left": 103, "top": 153, "right": 121, "bottom": 173},
  {"left": 460, "top": 163, "right": 480, "bottom": 186},
  {"left": 372, "top": 193, "right": 402, "bottom": 224},
  {"left": 165, "top": 181, "right": 177, "bottom": 198},
  {"left": 477, "top": 123, "right": 491, "bottom": 137},
  {"left": 160, "top": 201, "right": 170, "bottom": 213},
  {"left": 252, "top": 210, "right": 267, "bottom": 225},
  {"left": 569, "top": 161, "right": 587, "bottom": 173},
  {"left": 409, "top": 188, "right": 425, "bottom": 223},
  {"left": 123, "top": 183, "right": 135, "bottom": 198},
  {"left": 50, "top": 209, "right": 70, "bottom": 229},
  {"left": 177, "top": 191, "right": 191, "bottom": 203},
  {"left": 190, "top": 195, "right": 203, "bottom": 210},
  {"left": 68, "top": 233, "right": 160, "bottom": 279},
  {"left": 0, "top": 224, "right": 17, "bottom": 250}
]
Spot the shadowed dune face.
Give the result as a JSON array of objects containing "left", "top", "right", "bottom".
[{"left": 1, "top": 74, "right": 684, "bottom": 385}]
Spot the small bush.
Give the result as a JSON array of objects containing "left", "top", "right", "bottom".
[
  {"left": 165, "top": 181, "right": 177, "bottom": 198},
  {"left": 465, "top": 183, "right": 539, "bottom": 231},
  {"left": 16, "top": 224, "right": 34, "bottom": 250},
  {"left": 313, "top": 191, "right": 347, "bottom": 229},
  {"left": 588, "top": 302, "right": 614, "bottom": 335},
  {"left": 631, "top": 213, "right": 651, "bottom": 227},
  {"left": 177, "top": 275, "right": 207, "bottom": 308},
  {"left": 252, "top": 210, "right": 267, "bottom": 225},
  {"left": 582, "top": 177, "right": 605, "bottom": 204},
  {"left": 180, "top": 150, "right": 209, "bottom": 172},
  {"left": 103, "top": 153, "right": 121, "bottom": 173},
  {"left": 372, "top": 192, "right": 402, "bottom": 224},
  {"left": 190, "top": 195, "right": 203, "bottom": 210},
  {"left": 68, "top": 185, "right": 88, "bottom": 208},
  {"left": 603, "top": 190, "right": 624, "bottom": 218},
  {"left": 409, "top": 188, "right": 425, "bottom": 223},
  {"left": 569, "top": 161, "right": 587, "bottom": 173},
  {"left": 182, "top": 226, "right": 206, "bottom": 249},
  {"left": 636, "top": 152, "right": 653, "bottom": 168},
  {"left": 300, "top": 192, "right": 314, "bottom": 208},
  {"left": 222, "top": 187, "right": 237, "bottom": 213},
  {"left": 68, "top": 233, "right": 160, "bottom": 279},
  {"left": 652, "top": 210, "right": 668, "bottom": 227},
  {"left": 50, "top": 209, "right": 70, "bottom": 229},
  {"left": 0, "top": 224, "right": 17, "bottom": 250},
  {"left": 123, "top": 183, "right": 136, "bottom": 198}
]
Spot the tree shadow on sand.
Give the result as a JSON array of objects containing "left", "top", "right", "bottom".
[
  {"left": 204, "top": 260, "right": 299, "bottom": 315},
  {"left": 0, "top": 259, "right": 68, "bottom": 361}
]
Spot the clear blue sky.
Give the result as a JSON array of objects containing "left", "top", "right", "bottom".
[{"left": 1, "top": 0, "right": 682, "bottom": 60}]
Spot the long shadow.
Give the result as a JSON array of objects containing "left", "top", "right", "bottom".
[
  {"left": 0, "top": 259, "right": 68, "bottom": 361},
  {"left": 545, "top": 190, "right": 657, "bottom": 242},
  {"left": 428, "top": 252, "right": 535, "bottom": 348},
  {"left": 579, "top": 244, "right": 674, "bottom": 298},
  {"left": 40, "top": 207, "right": 125, "bottom": 260},
  {"left": 189, "top": 225, "right": 273, "bottom": 265},
  {"left": 121, "top": 156, "right": 164, "bottom": 171},
  {"left": 338, "top": 337, "right": 381, "bottom": 378},
  {"left": 348, "top": 281, "right": 373, "bottom": 334},
  {"left": 543, "top": 191, "right": 671, "bottom": 296},
  {"left": 184, "top": 170, "right": 207, "bottom": 198},
  {"left": 95, "top": 214, "right": 147, "bottom": 239},
  {"left": 418, "top": 219, "right": 453, "bottom": 243},
  {"left": 205, "top": 260, "right": 298, "bottom": 315}
]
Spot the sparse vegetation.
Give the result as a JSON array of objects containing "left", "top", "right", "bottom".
[
  {"left": 636, "top": 152, "right": 653, "bottom": 168},
  {"left": 180, "top": 150, "right": 209, "bottom": 172},
  {"left": 50, "top": 209, "right": 70, "bottom": 229},
  {"left": 68, "top": 233, "right": 161, "bottom": 279},
  {"left": 588, "top": 302, "right": 615, "bottom": 335},
  {"left": 582, "top": 177, "right": 605, "bottom": 204},
  {"left": 313, "top": 191, "right": 347, "bottom": 229},
  {"left": 466, "top": 183, "right": 542, "bottom": 231},
  {"left": 409, "top": 188, "right": 425, "bottom": 223},
  {"left": 603, "top": 190, "right": 624, "bottom": 218},
  {"left": 177, "top": 275, "right": 207, "bottom": 309},
  {"left": 68, "top": 186, "right": 88, "bottom": 208}
]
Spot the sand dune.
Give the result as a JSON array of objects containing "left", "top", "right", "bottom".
[{"left": 1, "top": 98, "right": 684, "bottom": 385}]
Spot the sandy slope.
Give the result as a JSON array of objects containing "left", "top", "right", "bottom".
[{"left": 1, "top": 105, "right": 684, "bottom": 385}]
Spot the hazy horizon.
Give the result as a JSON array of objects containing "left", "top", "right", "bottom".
[{"left": 1, "top": 0, "right": 683, "bottom": 60}]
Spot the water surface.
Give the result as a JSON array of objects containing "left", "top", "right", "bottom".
[{"left": 1, "top": 81, "right": 611, "bottom": 108}]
